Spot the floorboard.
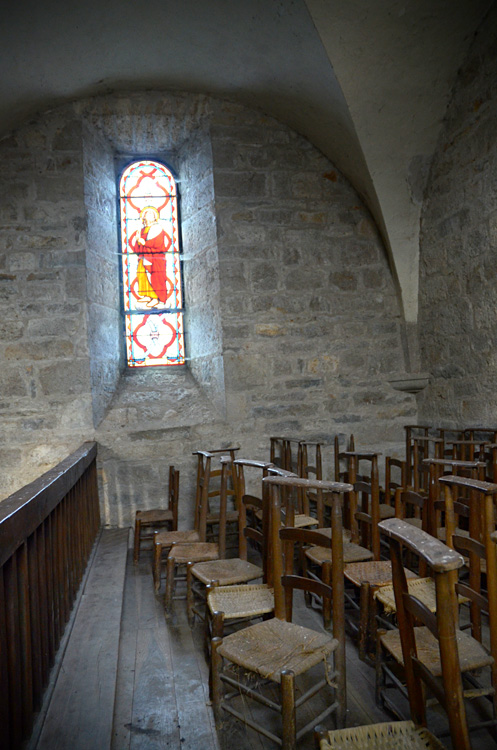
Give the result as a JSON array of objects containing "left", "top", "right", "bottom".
[{"left": 36, "top": 528, "right": 128, "bottom": 750}]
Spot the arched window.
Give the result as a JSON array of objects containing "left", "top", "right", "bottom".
[{"left": 119, "top": 160, "right": 185, "bottom": 367}]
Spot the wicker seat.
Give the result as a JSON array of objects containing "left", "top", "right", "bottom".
[
  {"left": 306, "top": 542, "right": 373, "bottom": 566},
  {"left": 317, "top": 720, "right": 445, "bottom": 749},
  {"left": 208, "top": 583, "right": 274, "bottom": 621},
  {"left": 211, "top": 475, "right": 352, "bottom": 748},
  {"left": 380, "top": 625, "right": 493, "bottom": 677},
  {"left": 217, "top": 617, "right": 336, "bottom": 680},
  {"left": 344, "top": 560, "right": 417, "bottom": 588},
  {"left": 319, "top": 518, "right": 471, "bottom": 750},
  {"left": 133, "top": 466, "right": 179, "bottom": 563}
]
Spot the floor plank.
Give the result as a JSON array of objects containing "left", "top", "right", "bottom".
[{"left": 36, "top": 528, "right": 128, "bottom": 750}]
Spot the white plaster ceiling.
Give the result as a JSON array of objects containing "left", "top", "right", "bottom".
[{"left": 0, "top": 0, "right": 492, "bottom": 326}]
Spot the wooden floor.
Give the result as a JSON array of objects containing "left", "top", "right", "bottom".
[
  {"left": 110, "top": 540, "right": 424, "bottom": 750},
  {"left": 32, "top": 530, "right": 497, "bottom": 750}
]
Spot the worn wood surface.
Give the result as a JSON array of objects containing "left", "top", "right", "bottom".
[
  {"left": 27, "top": 528, "right": 497, "bottom": 750},
  {"left": 34, "top": 528, "right": 128, "bottom": 750}
]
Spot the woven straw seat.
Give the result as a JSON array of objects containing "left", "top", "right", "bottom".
[
  {"left": 438, "top": 526, "right": 469, "bottom": 542},
  {"left": 190, "top": 558, "right": 262, "bottom": 586},
  {"left": 375, "top": 577, "right": 437, "bottom": 614},
  {"left": 155, "top": 529, "right": 200, "bottom": 546},
  {"left": 306, "top": 542, "right": 373, "bottom": 566},
  {"left": 167, "top": 542, "right": 219, "bottom": 565},
  {"left": 293, "top": 513, "right": 318, "bottom": 528},
  {"left": 217, "top": 617, "right": 337, "bottom": 682},
  {"left": 314, "top": 527, "right": 352, "bottom": 542},
  {"left": 136, "top": 508, "right": 173, "bottom": 524},
  {"left": 208, "top": 583, "right": 274, "bottom": 619},
  {"left": 318, "top": 720, "right": 445, "bottom": 749},
  {"left": 344, "top": 560, "right": 417, "bottom": 588},
  {"left": 375, "top": 577, "right": 469, "bottom": 614},
  {"left": 381, "top": 625, "right": 493, "bottom": 677},
  {"left": 379, "top": 503, "right": 396, "bottom": 520},
  {"left": 254, "top": 510, "right": 318, "bottom": 528}
]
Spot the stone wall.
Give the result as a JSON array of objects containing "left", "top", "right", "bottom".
[
  {"left": 0, "top": 91, "right": 415, "bottom": 524},
  {"left": 418, "top": 7, "right": 497, "bottom": 427},
  {"left": 0, "top": 113, "right": 93, "bottom": 497}
]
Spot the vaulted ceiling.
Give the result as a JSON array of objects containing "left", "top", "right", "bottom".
[{"left": 1, "top": 0, "right": 492, "bottom": 323}]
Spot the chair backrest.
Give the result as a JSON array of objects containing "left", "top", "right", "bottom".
[
  {"left": 379, "top": 517, "right": 470, "bottom": 750},
  {"left": 192, "top": 451, "right": 214, "bottom": 540},
  {"left": 384, "top": 456, "right": 406, "bottom": 508},
  {"left": 269, "top": 437, "right": 299, "bottom": 472},
  {"left": 297, "top": 441, "right": 324, "bottom": 524},
  {"left": 423, "top": 457, "right": 485, "bottom": 539},
  {"left": 233, "top": 458, "right": 273, "bottom": 580},
  {"left": 404, "top": 425, "right": 430, "bottom": 486},
  {"left": 440, "top": 475, "right": 497, "bottom": 656},
  {"left": 333, "top": 434, "right": 354, "bottom": 483},
  {"left": 411, "top": 436, "right": 443, "bottom": 492},
  {"left": 342, "top": 451, "right": 380, "bottom": 556},
  {"left": 168, "top": 465, "right": 180, "bottom": 530}
]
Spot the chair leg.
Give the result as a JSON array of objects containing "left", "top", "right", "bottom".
[
  {"left": 133, "top": 518, "right": 141, "bottom": 564},
  {"left": 322, "top": 561, "right": 332, "bottom": 630},
  {"left": 153, "top": 541, "right": 162, "bottom": 592},
  {"left": 358, "top": 582, "right": 370, "bottom": 662},
  {"left": 165, "top": 557, "right": 175, "bottom": 614},
  {"left": 211, "top": 637, "right": 223, "bottom": 722},
  {"left": 281, "top": 670, "right": 296, "bottom": 750},
  {"left": 186, "top": 563, "right": 195, "bottom": 627}
]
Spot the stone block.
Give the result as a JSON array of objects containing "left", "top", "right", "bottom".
[
  {"left": 4, "top": 339, "right": 74, "bottom": 361},
  {"left": 38, "top": 359, "right": 90, "bottom": 395},
  {"left": 214, "top": 171, "right": 267, "bottom": 199},
  {"left": 330, "top": 271, "right": 358, "bottom": 291}
]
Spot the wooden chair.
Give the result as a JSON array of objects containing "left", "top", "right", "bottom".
[
  {"left": 317, "top": 517, "right": 471, "bottom": 750},
  {"left": 383, "top": 455, "right": 406, "bottom": 511},
  {"left": 194, "top": 447, "right": 240, "bottom": 545},
  {"left": 133, "top": 465, "right": 179, "bottom": 563},
  {"left": 267, "top": 465, "right": 318, "bottom": 529},
  {"left": 297, "top": 440, "right": 325, "bottom": 525},
  {"left": 378, "top": 476, "right": 497, "bottom": 738},
  {"left": 342, "top": 458, "right": 419, "bottom": 661},
  {"left": 269, "top": 437, "right": 299, "bottom": 472},
  {"left": 210, "top": 475, "right": 352, "bottom": 748},
  {"left": 333, "top": 434, "right": 355, "bottom": 484},
  {"left": 424, "top": 457, "right": 486, "bottom": 541},
  {"left": 152, "top": 449, "right": 237, "bottom": 592},
  {"left": 404, "top": 425, "right": 430, "bottom": 487},
  {"left": 205, "top": 459, "right": 276, "bottom": 651},
  {"left": 151, "top": 451, "right": 217, "bottom": 599},
  {"left": 410, "top": 436, "right": 443, "bottom": 493},
  {"left": 186, "top": 457, "right": 270, "bottom": 628}
]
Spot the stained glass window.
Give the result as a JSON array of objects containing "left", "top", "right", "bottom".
[{"left": 119, "top": 160, "right": 185, "bottom": 367}]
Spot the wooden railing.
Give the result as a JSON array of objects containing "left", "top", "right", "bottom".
[{"left": 0, "top": 442, "right": 100, "bottom": 750}]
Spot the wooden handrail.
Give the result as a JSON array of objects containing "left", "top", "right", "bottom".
[{"left": 0, "top": 442, "right": 100, "bottom": 750}]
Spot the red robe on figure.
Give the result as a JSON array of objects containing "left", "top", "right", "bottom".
[{"left": 134, "top": 225, "right": 171, "bottom": 304}]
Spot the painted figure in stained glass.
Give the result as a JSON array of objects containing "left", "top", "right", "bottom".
[{"left": 132, "top": 206, "right": 171, "bottom": 308}]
